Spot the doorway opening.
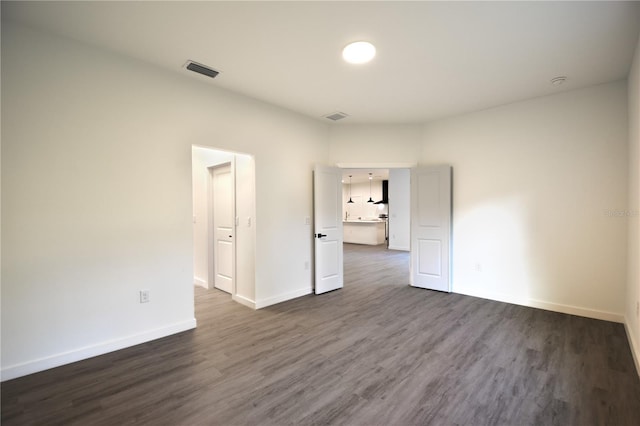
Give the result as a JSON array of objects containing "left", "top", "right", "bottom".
[
  {"left": 192, "top": 145, "right": 256, "bottom": 310},
  {"left": 340, "top": 168, "right": 411, "bottom": 287},
  {"left": 313, "top": 163, "right": 452, "bottom": 295}
]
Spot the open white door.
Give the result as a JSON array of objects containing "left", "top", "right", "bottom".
[
  {"left": 313, "top": 165, "right": 343, "bottom": 294},
  {"left": 209, "top": 162, "right": 235, "bottom": 294},
  {"left": 410, "top": 165, "right": 452, "bottom": 292}
]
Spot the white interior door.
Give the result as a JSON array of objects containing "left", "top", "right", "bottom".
[
  {"left": 313, "top": 165, "right": 344, "bottom": 294},
  {"left": 410, "top": 165, "right": 452, "bottom": 292},
  {"left": 211, "top": 163, "right": 234, "bottom": 294}
]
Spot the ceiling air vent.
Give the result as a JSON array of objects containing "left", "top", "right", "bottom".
[
  {"left": 324, "top": 112, "right": 349, "bottom": 121},
  {"left": 185, "top": 60, "right": 220, "bottom": 79}
]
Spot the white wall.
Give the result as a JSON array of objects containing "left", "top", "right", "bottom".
[
  {"left": 422, "top": 82, "right": 629, "bottom": 321},
  {"left": 626, "top": 33, "right": 640, "bottom": 372},
  {"left": 329, "top": 124, "right": 422, "bottom": 164},
  {"left": 388, "top": 169, "right": 410, "bottom": 251},
  {"left": 1, "top": 21, "right": 327, "bottom": 380},
  {"left": 234, "top": 154, "right": 257, "bottom": 307}
]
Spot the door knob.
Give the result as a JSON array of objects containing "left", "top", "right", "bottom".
[{"left": 316, "top": 233, "right": 327, "bottom": 238}]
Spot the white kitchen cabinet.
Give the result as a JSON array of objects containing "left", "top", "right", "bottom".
[{"left": 343, "top": 220, "right": 386, "bottom": 245}]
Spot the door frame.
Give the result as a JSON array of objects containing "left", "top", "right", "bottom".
[
  {"left": 331, "top": 162, "right": 452, "bottom": 292},
  {"left": 332, "top": 163, "right": 415, "bottom": 285},
  {"left": 208, "top": 160, "right": 236, "bottom": 296}
]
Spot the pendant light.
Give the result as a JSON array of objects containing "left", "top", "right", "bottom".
[
  {"left": 367, "top": 173, "right": 374, "bottom": 203},
  {"left": 347, "top": 175, "right": 354, "bottom": 203}
]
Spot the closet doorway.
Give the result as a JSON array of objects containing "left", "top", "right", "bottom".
[{"left": 192, "top": 145, "right": 256, "bottom": 309}]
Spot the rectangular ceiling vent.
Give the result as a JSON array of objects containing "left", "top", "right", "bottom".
[
  {"left": 324, "top": 111, "right": 349, "bottom": 121},
  {"left": 185, "top": 60, "right": 220, "bottom": 79}
]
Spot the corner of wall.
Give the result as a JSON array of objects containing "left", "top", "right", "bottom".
[
  {"left": 233, "top": 295, "right": 257, "bottom": 310},
  {"left": 625, "top": 32, "right": 640, "bottom": 378},
  {"left": 624, "top": 317, "right": 640, "bottom": 378},
  {"left": 194, "top": 277, "right": 208, "bottom": 288},
  {"left": 255, "top": 287, "right": 312, "bottom": 309}
]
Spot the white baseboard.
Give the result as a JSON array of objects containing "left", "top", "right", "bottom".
[
  {"left": 527, "top": 298, "right": 623, "bottom": 323},
  {"left": 233, "top": 294, "right": 256, "bottom": 309},
  {"left": 255, "top": 287, "right": 312, "bottom": 309},
  {"left": 454, "top": 287, "right": 624, "bottom": 323},
  {"left": 388, "top": 245, "right": 409, "bottom": 251},
  {"left": 193, "top": 277, "right": 208, "bottom": 288},
  {"left": 624, "top": 317, "right": 640, "bottom": 378},
  {"left": 1, "top": 319, "right": 197, "bottom": 382}
]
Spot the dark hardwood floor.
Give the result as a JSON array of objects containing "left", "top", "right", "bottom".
[{"left": 2, "top": 243, "right": 640, "bottom": 425}]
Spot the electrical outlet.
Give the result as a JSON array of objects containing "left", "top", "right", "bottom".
[
  {"left": 304, "top": 261, "right": 309, "bottom": 270},
  {"left": 474, "top": 263, "right": 482, "bottom": 272},
  {"left": 139, "top": 290, "right": 150, "bottom": 304}
]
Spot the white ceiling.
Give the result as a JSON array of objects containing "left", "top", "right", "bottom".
[{"left": 4, "top": 1, "right": 640, "bottom": 124}]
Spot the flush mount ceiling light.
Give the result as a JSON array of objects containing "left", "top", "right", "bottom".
[
  {"left": 551, "top": 76, "right": 567, "bottom": 86},
  {"left": 342, "top": 41, "right": 376, "bottom": 64}
]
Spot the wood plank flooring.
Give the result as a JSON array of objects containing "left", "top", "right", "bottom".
[{"left": 2, "top": 243, "right": 640, "bottom": 425}]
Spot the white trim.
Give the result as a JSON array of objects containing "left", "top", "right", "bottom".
[
  {"left": 527, "top": 299, "right": 623, "bottom": 323},
  {"left": 1, "top": 319, "right": 197, "bottom": 382},
  {"left": 336, "top": 162, "right": 417, "bottom": 169},
  {"left": 255, "top": 287, "right": 312, "bottom": 309},
  {"left": 388, "top": 245, "right": 410, "bottom": 251},
  {"left": 233, "top": 294, "right": 256, "bottom": 309},
  {"left": 192, "top": 143, "right": 251, "bottom": 158},
  {"left": 454, "top": 286, "right": 624, "bottom": 323},
  {"left": 624, "top": 317, "right": 640, "bottom": 378},
  {"left": 194, "top": 277, "right": 207, "bottom": 288}
]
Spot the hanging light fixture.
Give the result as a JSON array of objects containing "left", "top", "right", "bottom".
[
  {"left": 367, "top": 173, "right": 374, "bottom": 203},
  {"left": 347, "top": 175, "right": 354, "bottom": 203}
]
